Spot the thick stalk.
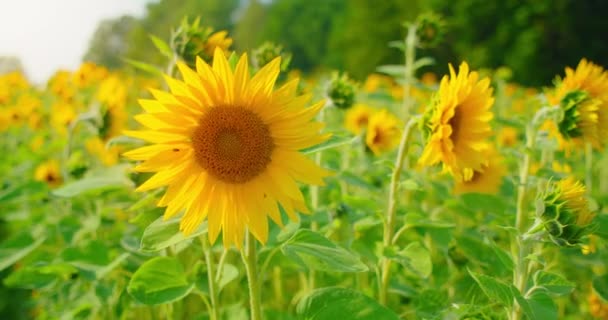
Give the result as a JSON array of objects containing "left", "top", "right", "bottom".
[
  {"left": 378, "top": 117, "right": 419, "bottom": 305},
  {"left": 200, "top": 236, "right": 220, "bottom": 320},
  {"left": 242, "top": 232, "right": 262, "bottom": 320}
]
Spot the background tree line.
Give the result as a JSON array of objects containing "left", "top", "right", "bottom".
[{"left": 84, "top": 0, "right": 608, "bottom": 86}]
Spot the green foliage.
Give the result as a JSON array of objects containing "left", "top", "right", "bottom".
[
  {"left": 296, "top": 287, "right": 399, "bottom": 319},
  {"left": 281, "top": 229, "right": 368, "bottom": 272},
  {"left": 127, "top": 257, "right": 194, "bottom": 305},
  {"left": 429, "top": 0, "right": 608, "bottom": 86}
]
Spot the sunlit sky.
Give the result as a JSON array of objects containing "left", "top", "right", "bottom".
[{"left": 0, "top": 0, "right": 151, "bottom": 84}]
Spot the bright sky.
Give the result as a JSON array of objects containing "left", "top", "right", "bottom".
[{"left": 0, "top": 0, "right": 151, "bottom": 84}]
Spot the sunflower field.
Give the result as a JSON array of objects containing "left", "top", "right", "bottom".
[{"left": 1, "top": 3, "right": 608, "bottom": 320}]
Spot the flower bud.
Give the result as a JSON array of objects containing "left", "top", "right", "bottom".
[
  {"left": 327, "top": 72, "right": 357, "bottom": 109},
  {"left": 538, "top": 178, "right": 595, "bottom": 246}
]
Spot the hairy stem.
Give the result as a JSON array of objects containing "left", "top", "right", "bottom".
[
  {"left": 379, "top": 117, "right": 419, "bottom": 305},
  {"left": 242, "top": 232, "right": 262, "bottom": 320},
  {"left": 200, "top": 236, "right": 220, "bottom": 320}
]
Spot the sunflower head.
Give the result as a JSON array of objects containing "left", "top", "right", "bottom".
[
  {"left": 124, "top": 48, "right": 331, "bottom": 248},
  {"left": 556, "top": 90, "right": 600, "bottom": 144},
  {"left": 538, "top": 178, "right": 595, "bottom": 246},
  {"left": 344, "top": 104, "right": 375, "bottom": 135},
  {"left": 419, "top": 62, "right": 494, "bottom": 181},
  {"left": 327, "top": 72, "right": 357, "bottom": 109},
  {"left": 453, "top": 148, "right": 505, "bottom": 195},
  {"left": 365, "top": 109, "right": 401, "bottom": 155},
  {"left": 34, "top": 160, "right": 63, "bottom": 188},
  {"left": 554, "top": 59, "right": 608, "bottom": 148}
]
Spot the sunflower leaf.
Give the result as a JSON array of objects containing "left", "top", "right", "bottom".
[
  {"left": 127, "top": 256, "right": 194, "bottom": 305},
  {"left": 149, "top": 35, "right": 173, "bottom": 58},
  {"left": 296, "top": 287, "right": 399, "bottom": 319},
  {"left": 281, "top": 229, "right": 368, "bottom": 272}
]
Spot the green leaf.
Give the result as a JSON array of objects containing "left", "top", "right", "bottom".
[
  {"left": 402, "top": 212, "right": 454, "bottom": 229},
  {"left": 296, "top": 287, "right": 399, "bottom": 319},
  {"left": 52, "top": 166, "right": 133, "bottom": 198},
  {"left": 516, "top": 292, "right": 558, "bottom": 320},
  {"left": 532, "top": 271, "right": 574, "bottom": 296},
  {"left": 387, "top": 242, "right": 432, "bottom": 278},
  {"left": 0, "top": 231, "right": 46, "bottom": 272},
  {"left": 388, "top": 40, "right": 406, "bottom": 52},
  {"left": 412, "top": 57, "right": 435, "bottom": 70},
  {"left": 217, "top": 263, "right": 239, "bottom": 291},
  {"left": 593, "top": 214, "right": 608, "bottom": 240},
  {"left": 127, "top": 257, "right": 194, "bottom": 305},
  {"left": 469, "top": 270, "right": 518, "bottom": 308},
  {"left": 149, "top": 35, "right": 173, "bottom": 58},
  {"left": 376, "top": 64, "right": 406, "bottom": 77},
  {"left": 0, "top": 181, "right": 46, "bottom": 203},
  {"left": 4, "top": 266, "right": 59, "bottom": 289},
  {"left": 593, "top": 274, "right": 608, "bottom": 301},
  {"left": 281, "top": 229, "right": 368, "bottom": 272},
  {"left": 490, "top": 242, "right": 514, "bottom": 273},
  {"left": 303, "top": 132, "right": 357, "bottom": 154},
  {"left": 62, "top": 240, "right": 111, "bottom": 276},
  {"left": 140, "top": 216, "right": 208, "bottom": 252},
  {"left": 124, "top": 58, "right": 163, "bottom": 76}
]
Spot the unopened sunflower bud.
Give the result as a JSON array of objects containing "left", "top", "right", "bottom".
[
  {"left": 252, "top": 42, "right": 292, "bottom": 72},
  {"left": 173, "top": 17, "right": 232, "bottom": 67},
  {"left": 557, "top": 90, "right": 600, "bottom": 143},
  {"left": 327, "top": 72, "right": 356, "bottom": 109},
  {"left": 538, "top": 178, "right": 595, "bottom": 246},
  {"left": 415, "top": 12, "right": 446, "bottom": 49}
]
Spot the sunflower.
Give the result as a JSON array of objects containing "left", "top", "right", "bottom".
[
  {"left": 365, "top": 109, "right": 401, "bottom": 155},
  {"left": 453, "top": 148, "right": 505, "bottom": 195},
  {"left": 344, "top": 104, "right": 375, "bottom": 135},
  {"left": 553, "top": 59, "right": 608, "bottom": 148},
  {"left": 124, "top": 49, "right": 331, "bottom": 248},
  {"left": 419, "top": 62, "right": 494, "bottom": 181},
  {"left": 540, "top": 177, "right": 595, "bottom": 245},
  {"left": 34, "top": 160, "right": 62, "bottom": 187}
]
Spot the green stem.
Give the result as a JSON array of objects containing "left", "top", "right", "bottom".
[
  {"left": 379, "top": 116, "right": 419, "bottom": 305},
  {"left": 308, "top": 105, "right": 328, "bottom": 290},
  {"left": 401, "top": 24, "right": 417, "bottom": 119},
  {"left": 242, "top": 232, "right": 262, "bottom": 320},
  {"left": 200, "top": 236, "right": 220, "bottom": 320}
]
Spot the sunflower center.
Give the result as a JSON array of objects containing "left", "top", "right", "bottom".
[
  {"left": 192, "top": 106, "right": 274, "bottom": 184},
  {"left": 449, "top": 107, "right": 463, "bottom": 143}
]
